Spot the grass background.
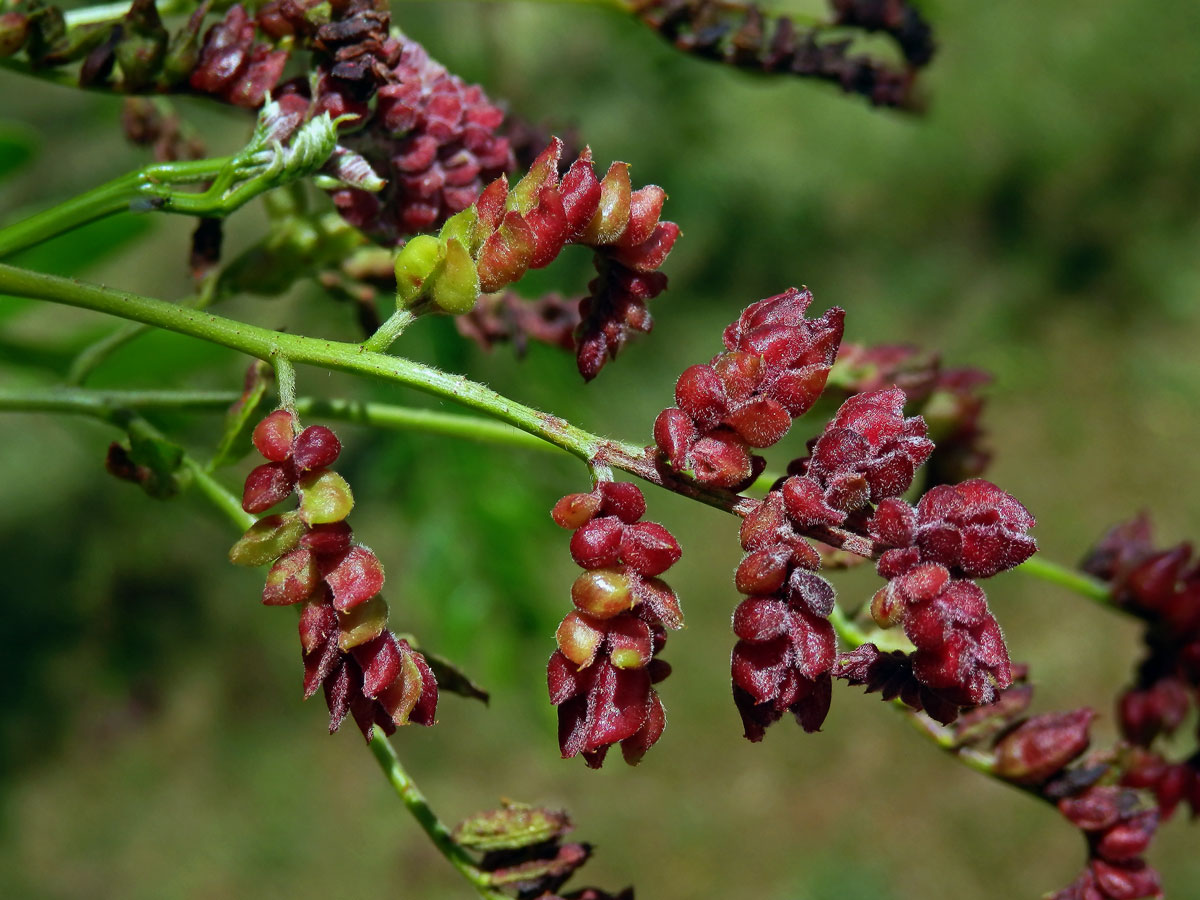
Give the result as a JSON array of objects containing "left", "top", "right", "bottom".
[{"left": 1, "top": 1, "right": 1199, "bottom": 897}]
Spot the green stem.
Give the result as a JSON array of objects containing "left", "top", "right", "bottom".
[
  {"left": 362, "top": 308, "right": 417, "bottom": 353},
  {"left": 182, "top": 454, "right": 255, "bottom": 531},
  {"left": 0, "top": 262, "right": 625, "bottom": 464},
  {"left": 367, "top": 727, "right": 508, "bottom": 900},
  {"left": 0, "top": 387, "right": 560, "bottom": 456},
  {"left": 63, "top": 0, "right": 199, "bottom": 28},
  {"left": 1016, "top": 555, "right": 1113, "bottom": 606},
  {"left": 273, "top": 355, "right": 297, "bottom": 412},
  {"left": 0, "top": 158, "right": 230, "bottom": 258}
]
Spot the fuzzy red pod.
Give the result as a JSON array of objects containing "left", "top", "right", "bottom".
[
  {"left": 655, "top": 287, "right": 844, "bottom": 487},
  {"left": 915, "top": 478, "right": 1037, "bottom": 578},
  {"left": 548, "top": 484, "right": 684, "bottom": 766}
]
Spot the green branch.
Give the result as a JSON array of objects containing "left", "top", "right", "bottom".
[
  {"left": 0, "top": 157, "right": 229, "bottom": 258},
  {"left": 0, "top": 262, "right": 633, "bottom": 465},
  {"left": 368, "top": 729, "right": 508, "bottom": 900},
  {"left": 1016, "top": 555, "right": 1113, "bottom": 606},
  {"left": 0, "top": 99, "right": 353, "bottom": 258}
]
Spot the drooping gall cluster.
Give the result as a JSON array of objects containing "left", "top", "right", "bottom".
[
  {"left": 731, "top": 493, "right": 836, "bottom": 738},
  {"left": 1081, "top": 514, "right": 1200, "bottom": 820},
  {"left": 548, "top": 482, "right": 683, "bottom": 768},
  {"left": 649, "top": 289, "right": 1035, "bottom": 737},
  {"left": 394, "top": 137, "right": 679, "bottom": 379},
  {"left": 654, "top": 287, "right": 843, "bottom": 490},
  {"left": 632, "top": 0, "right": 935, "bottom": 109},
  {"left": 229, "top": 409, "right": 437, "bottom": 738}
]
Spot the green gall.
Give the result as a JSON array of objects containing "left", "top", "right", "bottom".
[
  {"left": 394, "top": 234, "right": 445, "bottom": 307},
  {"left": 298, "top": 470, "right": 355, "bottom": 525},
  {"left": 432, "top": 238, "right": 480, "bottom": 315}
]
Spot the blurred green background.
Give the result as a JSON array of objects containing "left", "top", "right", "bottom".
[{"left": 2, "top": 1, "right": 1200, "bottom": 898}]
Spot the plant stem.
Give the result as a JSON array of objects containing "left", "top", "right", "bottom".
[
  {"left": 183, "top": 454, "right": 255, "bottom": 531},
  {"left": 0, "top": 263, "right": 625, "bottom": 462},
  {"left": 362, "top": 308, "right": 416, "bottom": 353},
  {"left": 0, "top": 264, "right": 894, "bottom": 551},
  {"left": 367, "top": 727, "right": 508, "bottom": 900},
  {"left": 0, "top": 158, "right": 231, "bottom": 258},
  {"left": 1016, "top": 555, "right": 1112, "bottom": 605},
  {"left": 63, "top": 0, "right": 199, "bottom": 28},
  {"left": 0, "top": 386, "right": 558, "bottom": 455},
  {"left": 273, "top": 355, "right": 297, "bottom": 411}
]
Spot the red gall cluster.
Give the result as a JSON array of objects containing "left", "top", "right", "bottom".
[
  {"left": 401, "top": 137, "right": 679, "bottom": 379},
  {"left": 323, "top": 33, "right": 514, "bottom": 240},
  {"left": 631, "top": 0, "right": 934, "bottom": 109},
  {"left": 192, "top": 0, "right": 514, "bottom": 241},
  {"left": 731, "top": 493, "right": 836, "bottom": 738},
  {"left": 475, "top": 137, "right": 679, "bottom": 380},
  {"left": 789, "top": 387, "right": 934, "bottom": 516},
  {"left": 1082, "top": 514, "right": 1200, "bottom": 819},
  {"left": 229, "top": 409, "right": 437, "bottom": 739},
  {"left": 654, "top": 287, "right": 844, "bottom": 490},
  {"left": 838, "top": 479, "right": 1035, "bottom": 717},
  {"left": 548, "top": 482, "right": 683, "bottom": 768},
  {"left": 190, "top": 4, "right": 289, "bottom": 107},
  {"left": 651, "top": 290, "right": 1035, "bottom": 735},
  {"left": 832, "top": 341, "right": 993, "bottom": 485},
  {"left": 1053, "top": 787, "right": 1162, "bottom": 900}
]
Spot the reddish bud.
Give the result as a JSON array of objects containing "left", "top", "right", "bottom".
[
  {"left": 619, "top": 522, "right": 681, "bottom": 576},
  {"left": 736, "top": 547, "right": 791, "bottom": 596},
  {"left": 552, "top": 492, "right": 602, "bottom": 529},
  {"left": 597, "top": 481, "right": 646, "bottom": 523},
  {"left": 607, "top": 616, "right": 653, "bottom": 669},
  {"left": 994, "top": 709, "right": 1095, "bottom": 784},
  {"left": 297, "top": 470, "right": 354, "bottom": 524},
  {"left": 653, "top": 408, "right": 698, "bottom": 469},
  {"left": 352, "top": 632, "right": 403, "bottom": 699},
  {"left": 337, "top": 594, "right": 390, "bottom": 651},
  {"left": 323, "top": 545, "right": 386, "bottom": 611},
  {"left": 229, "top": 513, "right": 305, "bottom": 567},
  {"left": 556, "top": 611, "right": 606, "bottom": 667},
  {"left": 571, "top": 567, "right": 635, "bottom": 618},
  {"left": 299, "top": 521, "right": 354, "bottom": 556},
  {"left": 560, "top": 149, "right": 602, "bottom": 236},
  {"left": 571, "top": 517, "right": 624, "bottom": 569},
  {"left": 292, "top": 425, "right": 341, "bottom": 471},
  {"left": 263, "top": 547, "right": 319, "bottom": 605},
  {"left": 477, "top": 210, "right": 536, "bottom": 293},
  {"left": 253, "top": 410, "right": 296, "bottom": 461},
  {"left": 242, "top": 462, "right": 296, "bottom": 513},
  {"left": 578, "top": 162, "right": 632, "bottom": 245}
]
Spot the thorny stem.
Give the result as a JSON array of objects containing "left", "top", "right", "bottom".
[{"left": 368, "top": 728, "right": 509, "bottom": 900}]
